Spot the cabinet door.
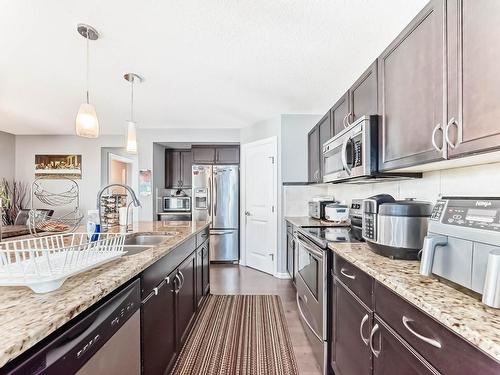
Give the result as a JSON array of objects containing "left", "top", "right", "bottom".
[
  {"left": 177, "top": 251, "right": 197, "bottom": 346},
  {"left": 331, "top": 280, "right": 372, "bottom": 375},
  {"left": 192, "top": 147, "right": 216, "bottom": 163},
  {"left": 216, "top": 147, "right": 240, "bottom": 164},
  {"left": 372, "top": 318, "right": 437, "bottom": 375},
  {"left": 378, "top": 0, "right": 446, "bottom": 171},
  {"left": 350, "top": 61, "right": 378, "bottom": 122},
  {"left": 142, "top": 273, "right": 177, "bottom": 375},
  {"left": 331, "top": 92, "right": 350, "bottom": 135},
  {"left": 196, "top": 246, "right": 203, "bottom": 308},
  {"left": 165, "top": 150, "right": 181, "bottom": 188},
  {"left": 286, "top": 233, "right": 294, "bottom": 277},
  {"left": 180, "top": 151, "right": 192, "bottom": 188},
  {"left": 202, "top": 241, "right": 210, "bottom": 295},
  {"left": 446, "top": 0, "right": 500, "bottom": 157},
  {"left": 308, "top": 126, "right": 320, "bottom": 183}
]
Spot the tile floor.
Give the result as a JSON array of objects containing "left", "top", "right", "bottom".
[{"left": 210, "top": 264, "right": 322, "bottom": 375}]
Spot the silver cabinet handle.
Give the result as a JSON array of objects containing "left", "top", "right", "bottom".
[
  {"left": 340, "top": 267, "right": 356, "bottom": 280},
  {"left": 431, "top": 123, "right": 443, "bottom": 152},
  {"left": 359, "top": 314, "right": 369, "bottom": 345},
  {"left": 402, "top": 316, "right": 442, "bottom": 348},
  {"left": 244, "top": 211, "right": 251, "bottom": 216},
  {"left": 174, "top": 274, "right": 181, "bottom": 293},
  {"left": 444, "top": 117, "right": 459, "bottom": 149},
  {"left": 343, "top": 113, "right": 349, "bottom": 128},
  {"left": 369, "top": 323, "right": 380, "bottom": 358}
]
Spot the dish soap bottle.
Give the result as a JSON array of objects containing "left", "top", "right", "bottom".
[{"left": 87, "top": 210, "right": 101, "bottom": 242}]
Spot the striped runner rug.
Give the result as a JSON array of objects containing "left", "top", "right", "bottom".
[{"left": 170, "top": 295, "right": 299, "bottom": 375}]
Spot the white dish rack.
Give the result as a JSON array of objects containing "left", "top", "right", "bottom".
[{"left": 0, "top": 233, "right": 126, "bottom": 293}]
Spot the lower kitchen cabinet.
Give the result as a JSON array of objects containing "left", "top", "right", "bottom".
[
  {"left": 177, "top": 251, "right": 197, "bottom": 347},
  {"left": 331, "top": 279, "right": 372, "bottom": 375},
  {"left": 372, "top": 318, "right": 437, "bottom": 375},
  {"left": 141, "top": 233, "right": 210, "bottom": 375},
  {"left": 142, "top": 270, "right": 178, "bottom": 375}
]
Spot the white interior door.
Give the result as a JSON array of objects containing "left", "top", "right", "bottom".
[{"left": 242, "top": 137, "right": 277, "bottom": 275}]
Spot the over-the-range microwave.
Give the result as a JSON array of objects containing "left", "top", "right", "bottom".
[{"left": 322, "top": 115, "right": 421, "bottom": 183}]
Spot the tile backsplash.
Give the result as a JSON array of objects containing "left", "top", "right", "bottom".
[{"left": 283, "top": 162, "right": 500, "bottom": 215}]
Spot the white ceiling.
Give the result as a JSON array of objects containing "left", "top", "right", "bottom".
[{"left": 0, "top": 0, "right": 427, "bottom": 135}]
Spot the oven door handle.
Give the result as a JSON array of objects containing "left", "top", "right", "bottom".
[
  {"left": 296, "top": 293, "right": 322, "bottom": 341},
  {"left": 341, "top": 135, "right": 352, "bottom": 175},
  {"left": 297, "top": 236, "right": 323, "bottom": 259}
]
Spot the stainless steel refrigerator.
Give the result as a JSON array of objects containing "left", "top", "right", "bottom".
[{"left": 192, "top": 164, "right": 239, "bottom": 262}]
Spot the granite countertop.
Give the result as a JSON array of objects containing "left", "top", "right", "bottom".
[
  {"left": 0, "top": 221, "right": 210, "bottom": 368},
  {"left": 328, "top": 242, "right": 500, "bottom": 362},
  {"left": 285, "top": 216, "right": 336, "bottom": 227}
]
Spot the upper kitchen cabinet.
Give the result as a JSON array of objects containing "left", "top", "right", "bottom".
[
  {"left": 377, "top": 0, "right": 447, "bottom": 171},
  {"left": 165, "top": 150, "right": 192, "bottom": 188},
  {"left": 445, "top": 0, "right": 500, "bottom": 158},
  {"left": 318, "top": 112, "right": 332, "bottom": 177},
  {"left": 331, "top": 92, "right": 350, "bottom": 136},
  {"left": 308, "top": 125, "right": 321, "bottom": 183},
  {"left": 349, "top": 60, "right": 378, "bottom": 123},
  {"left": 192, "top": 146, "right": 240, "bottom": 164},
  {"left": 192, "top": 147, "right": 216, "bottom": 163}
]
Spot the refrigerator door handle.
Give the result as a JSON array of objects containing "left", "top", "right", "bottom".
[
  {"left": 208, "top": 177, "right": 212, "bottom": 217},
  {"left": 210, "top": 230, "right": 232, "bottom": 235},
  {"left": 214, "top": 175, "right": 218, "bottom": 218}
]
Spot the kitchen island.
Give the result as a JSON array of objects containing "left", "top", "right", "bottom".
[{"left": 0, "top": 220, "right": 210, "bottom": 369}]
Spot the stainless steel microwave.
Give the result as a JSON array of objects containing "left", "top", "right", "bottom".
[
  {"left": 163, "top": 196, "right": 191, "bottom": 212},
  {"left": 322, "top": 115, "right": 378, "bottom": 183}
]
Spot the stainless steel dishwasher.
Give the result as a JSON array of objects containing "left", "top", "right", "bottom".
[{"left": 4, "top": 279, "right": 141, "bottom": 375}]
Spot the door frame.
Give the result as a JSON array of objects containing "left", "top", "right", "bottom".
[
  {"left": 107, "top": 152, "right": 134, "bottom": 185},
  {"left": 240, "top": 136, "right": 278, "bottom": 276}
]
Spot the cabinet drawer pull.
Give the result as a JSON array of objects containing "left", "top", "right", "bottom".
[
  {"left": 359, "top": 314, "right": 369, "bottom": 345},
  {"left": 340, "top": 268, "right": 356, "bottom": 280},
  {"left": 174, "top": 274, "right": 181, "bottom": 293},
  {"left": 402, "top": 316, "right": 442, "bottom": 349},
  {"left": 444, "top": 118, "right": 459, "bottom": 149},
  {"left": 178, "top": 270, "right": 185, "bottom": 289},
  {"left": 369, "top": 324, "right": 380, "bottom": 358},
  {"left": 431, "top": 123, "right": 443, "bottom": 152}
]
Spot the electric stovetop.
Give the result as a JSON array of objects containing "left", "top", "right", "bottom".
[{"left": 299, "top": 226, "right": 363, "bottom": 249}]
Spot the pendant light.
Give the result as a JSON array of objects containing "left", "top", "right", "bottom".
[
  {"left": 75, "top": 24, "right": 100, "bottom": 138},
  {"left": 124, "top": 73, "right": 143, "bottom": 154}
]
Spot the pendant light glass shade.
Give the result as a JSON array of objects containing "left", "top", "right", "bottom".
[
  {"left": 76, "top": 103, "right": 99, "bottom": 138},
  {"left": 76, "top": 24, "right": 99, "bottom": 138},
  {"left": 126, "top": 121, "right": 138, "bottom": 154}
]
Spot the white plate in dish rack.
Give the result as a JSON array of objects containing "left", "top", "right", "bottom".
[{"left": 0, "top": 233, "right": 126, "bottom": 293}]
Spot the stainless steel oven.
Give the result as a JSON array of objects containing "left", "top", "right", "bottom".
[
  {"left": 163, "top": 196, "right": 191, "bottom": 212},
  {"left": 296, "top": 230, "right": 328, "bottom": 372},
  {"left": 322, "top": 115, "right": 377, "bottom": 183}
]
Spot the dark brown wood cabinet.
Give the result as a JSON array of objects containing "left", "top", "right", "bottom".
[
  {"left": 142, "top": 270, "right": 178, "bottom": 375},
  {"left": 308, "top": 125, "right": 321, "bottom": 183},
  {"left": 378, "top": 0, "right": 447, "bottom": 171},
  {"left": 216, "top": 147, "right": 240, "bottom": 163},
  {"left": 331, "top": 92, "right": 350, "bottom": 136},
  {"left": 445, "top": 0, "right": 500, "bottom": 158},
  {"left": 165, "top": 149, "right": 192, "bottom": 188},
  {"left": 331, "top": 280, "right": 372, "bottom": 375},
  {"left": 177, "top": 251, "right": 197, "bottom": 347},
  {"left": 372, "top": 318, "right": 437, "bottom": 375},
  {"left": 350, "top": 61, "right": 378, "bottom": 124},
  {"left": 192, "top": 146, "right": 240, "bottom": 164}
]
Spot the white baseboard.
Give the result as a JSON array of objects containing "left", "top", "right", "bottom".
[{"left": 274, "top": 272, "right": 292, "bottom": 279}]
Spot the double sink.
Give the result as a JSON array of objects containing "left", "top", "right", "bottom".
[{"left": 123, "top": 233, "right": 178, "bottom": 256}]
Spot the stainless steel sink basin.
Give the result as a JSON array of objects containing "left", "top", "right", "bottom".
[
  {"left": 123, "top": 245, "right": 152, "bottom": 256},
  {"left": 124, "top": 234, "right": 175, "bottom": 246}
]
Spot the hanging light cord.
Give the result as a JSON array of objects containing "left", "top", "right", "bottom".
[
  {"left": 130, "top": 78, "right": 134, "bottom": 122},
  {"left": 86, "top": 32, "right": 90, "bottom": 104}
]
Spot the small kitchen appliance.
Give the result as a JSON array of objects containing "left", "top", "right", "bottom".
[
  {"left": 324, "top": 203, "right": 349, "bottom": 223},
  {"left": 349, "top": 199, "right": 364, "bottom": 241},
  {"left": 322, "top": 116, "right": 421, "bottom": 183},
  {"left": 362, "top": 194, "right": 433, "bottom": 259},
  {"left": 420, "top": 197, "right": 500, "bottom": 308},
  {"left": 163, "top": 196, "right": 191, "bottom": 212},
  {"left": 308, "top": 196, "right": 336, "bottom": 220}
]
